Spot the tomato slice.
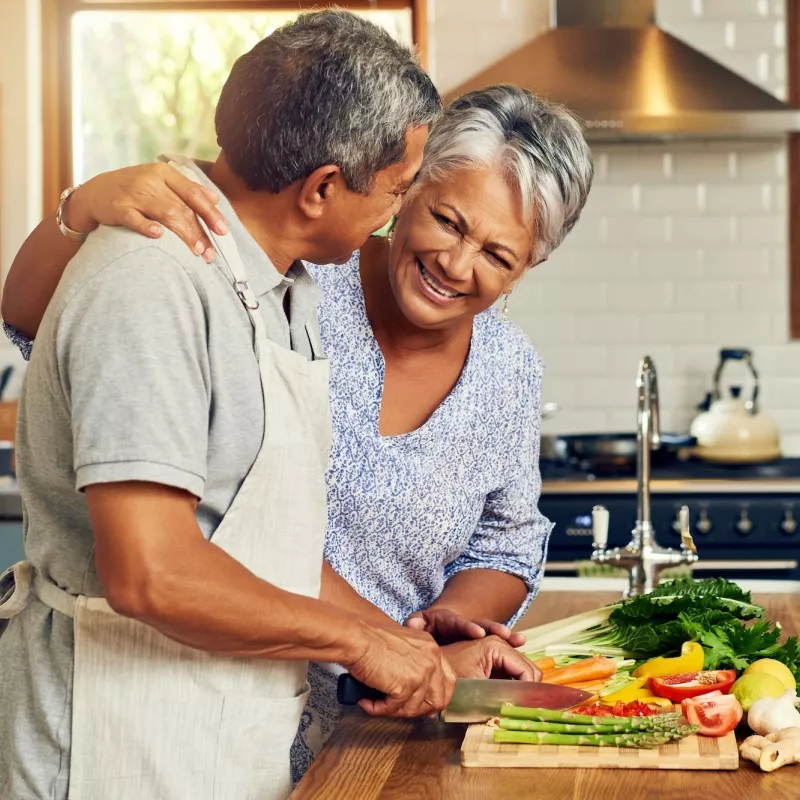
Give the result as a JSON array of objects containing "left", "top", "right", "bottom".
[
  {"left": 681, "top": 693, "right": 743, "bottom": 737},
  {"left": 650, "top": 669, "right": 736, "bottom": 702}
]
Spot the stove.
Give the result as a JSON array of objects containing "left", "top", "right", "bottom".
[{"left": 539, "top": 458, "right": 800, "bottom": 580}]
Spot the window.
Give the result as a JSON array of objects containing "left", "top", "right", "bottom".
[{"left": 42, "top": 1, "right": 427, "bottom": 209}]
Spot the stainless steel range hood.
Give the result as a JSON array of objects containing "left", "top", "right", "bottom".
[{"left": 444, "top": 0, "right": 800, "bottom": 141}]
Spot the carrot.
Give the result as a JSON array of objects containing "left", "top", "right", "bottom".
[
  {"left": 539, "top": 656, "right": 617, "bottom": 687},
  {"left": 565, "top": 679, "right": 612, "bottom": 691},
  {"left": 533, "top": 657, "right": 556, "bottom": 671}
]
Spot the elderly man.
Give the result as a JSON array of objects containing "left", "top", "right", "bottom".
[{"left": 0, "top": 11, "right": 536, "bottom": 800}]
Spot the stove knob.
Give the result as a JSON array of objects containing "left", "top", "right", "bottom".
[
  {"left": 735, "top": 509, "right": 754, "bottom": 536},
  {"left": 780, "top": 509, "right": 798, "bottom": 536},
  {"left": 696, "top": 509, "right": 713, "bottom": 536}
]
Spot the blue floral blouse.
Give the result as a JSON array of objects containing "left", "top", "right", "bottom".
[{"left": 4, "top": 251, "right": 552, "bottom": 781}]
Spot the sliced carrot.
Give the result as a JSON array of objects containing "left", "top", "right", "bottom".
[
  {"left": 539, "top": 656, "right": 617, "bottom": 687},
  {"left": 532, "top": 657, "right": 556, "bottom": 671},
  {"left": 565, "top": 679, "right": 612, "bottom": 691}
]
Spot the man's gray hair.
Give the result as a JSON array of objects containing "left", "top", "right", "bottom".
[
  {"left": 216, "top": 10, "right": 442, "bottom": 193},
  {"left": 415, "top": 86, "right": 594, "bottom": 263}
]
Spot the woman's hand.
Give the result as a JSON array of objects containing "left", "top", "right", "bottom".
[
  {"left": 405, "top": 607, "right": 526, "bottom": 648},
  {"left": 73, "top": 163, "right": 229, "bottom": 262},
  {"left": 442, "top": 636, "right": 541, "bottom": 682}
]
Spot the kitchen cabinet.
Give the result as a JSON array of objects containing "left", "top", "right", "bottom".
[{"left": 292, "top": 591, "right": 800, "bottom": 800}]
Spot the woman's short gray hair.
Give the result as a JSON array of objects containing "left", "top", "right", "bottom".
[{"left": 415, "top": 86, "right": 594, "bottom": 263}]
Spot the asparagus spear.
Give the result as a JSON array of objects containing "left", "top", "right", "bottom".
[
  {"left": 497, "top": 718, "right": 697, "bottom": 735},
  {"left": 500, "top": 705, "right": 684, "bottom": 730},
  {"left": 493, "top": 730, "right": 687, "bottom": 749}
]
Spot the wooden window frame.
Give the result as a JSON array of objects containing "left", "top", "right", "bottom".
[
  {"left": 41, "top": 0, "right": 428, "bottom": 212},
  {"left": 790, "top": 0, "right": 800, "bottom": 338}
]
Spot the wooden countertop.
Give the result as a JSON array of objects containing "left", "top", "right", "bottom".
[{"left": 292, "top": 591, "right": 800, "bottom": 800}]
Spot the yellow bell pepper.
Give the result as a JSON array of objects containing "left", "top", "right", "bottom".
[
  {"left": 600, "top": 677, "right": 648, "bottom": 704},
  {"left": 600, "top": 683, "right": 675, "bottom": 708},
  {"left": 632, "top": 641, "right": 704, "bottom": 680}
]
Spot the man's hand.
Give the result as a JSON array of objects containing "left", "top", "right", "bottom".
[
  {"left": 442, "top": 636, "right": 542, "bottom": 682},
  {"left": 406, "top": 607, "right": 526, "bottom": 648},
  {"left": 343, "top": 623, "right": 457, "bottom": 718}
]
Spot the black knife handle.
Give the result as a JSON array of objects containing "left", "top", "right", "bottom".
[{"left": 337, "top": 673, "right": 384, "bottom": 705}]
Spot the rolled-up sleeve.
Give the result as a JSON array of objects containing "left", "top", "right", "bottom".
[{"left": 443, "top": 348, "right": 553, "bottom": 628}]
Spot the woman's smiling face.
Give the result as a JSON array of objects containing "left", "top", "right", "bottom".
[{"left": 388, "top": 166, "right": 536, "bottom": 330}]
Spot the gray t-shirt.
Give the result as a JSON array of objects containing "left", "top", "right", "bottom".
[{"left": 0, "top": 158, "right": 324, "bottom": 798}]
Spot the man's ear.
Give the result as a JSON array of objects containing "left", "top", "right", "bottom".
[{"left": 297, "top": 164, "right": 343, "bottom": 220}]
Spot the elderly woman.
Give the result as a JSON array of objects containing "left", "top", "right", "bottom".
[{"left": 3, "top": 85, "right": 593, "bottom": 777}]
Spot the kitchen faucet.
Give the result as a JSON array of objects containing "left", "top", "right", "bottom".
[{"left": 590, "top": 356, "right": 699, "bottom": 597}]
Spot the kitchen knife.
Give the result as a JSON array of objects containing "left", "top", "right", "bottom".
[{"left": 337, "top": 674, "right": 592, "bottom": 723}]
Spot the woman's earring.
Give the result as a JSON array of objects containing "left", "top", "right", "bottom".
[
  {"left": 502, "top": 292, "right": 510, "bottom": 317},
  {"left": 387, "top": 229, "right": 394, "bottom": 247}
]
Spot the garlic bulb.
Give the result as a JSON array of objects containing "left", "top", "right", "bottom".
[{"left": 748, "top": 691, "right": 800, "bottom": 736}]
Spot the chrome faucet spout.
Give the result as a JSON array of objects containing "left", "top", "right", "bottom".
[
  {"left": 591, "top": 356, "right": 698, "bottom": 597},
  {"left": 636, "top": 356, "right": 659, "bottom": 541}
]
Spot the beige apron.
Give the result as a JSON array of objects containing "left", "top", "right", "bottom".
[{"left": 0, "top": 185, "right": 331, "bottom": 799}]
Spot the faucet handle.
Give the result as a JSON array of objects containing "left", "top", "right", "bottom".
[
  {"left": 592, "top": 505, "right": 609, "bottom": 550},
  {"left": 678, "top": 505, "right": 697, "bottom": 554}
]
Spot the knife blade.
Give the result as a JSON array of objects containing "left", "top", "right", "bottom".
[{"left": 337, "top": 674, "right": 592, "bottom": 723}]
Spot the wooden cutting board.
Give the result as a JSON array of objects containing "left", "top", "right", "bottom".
[{"left": 461, "top": 723, "right": 739, "bottom": 770}]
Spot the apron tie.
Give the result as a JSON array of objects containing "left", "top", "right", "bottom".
[{"left": 0, "top": 561, "right": 78, "bottom": 619}]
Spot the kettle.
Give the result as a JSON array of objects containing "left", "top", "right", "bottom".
[{"left": 690, "top": 349, "right": 781, "bottom": 464}]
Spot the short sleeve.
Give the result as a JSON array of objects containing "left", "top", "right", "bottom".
[
  {"left": 3, "top": 322, "right": 33, "bottom": 361},
  {"left": 444, "top": 348, "right": 553, "bottom": 628},
  {"left": 56, "top": 248, "right": 211, "bottom": 497}
]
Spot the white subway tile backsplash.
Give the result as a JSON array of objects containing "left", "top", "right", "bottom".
[
  {"left": 573, "top": 377, "right": 638, "bottom": 409},
  {"left": 515, "top": 312, "right": 577, "bottom": 344},
  {"left": 673, "top": 150, "right": 737, "bottom": 182},
  {"left": 539, "top": 409, "right": 607, "bottom": 435},
  {"left": 537, "top": 376, "right": 577, "bottom": 407},
  {"left": 561, "top": 248, "right": 639, "bottom": 280},
  {"left": 656, "top": 0, "right": 699, "bottom": 22},
  {"left": 739, "top": 216, "right": 787, "bottom": 244},
  {"left": 706, "top": 311, "right": 779, "bottom": 344},
  {"left": 672, "top": 216, "right": 738, "bottom": 245},
  {"left": 762, "top": 378, "right": 800, "bottom": 408},
  {"left": 738, "top": 281, "right": 787, "bottom": 311},
  {"left": 606, "top": 281, "right": 675, "bottom": 312},
  {"left": 676, "top": 280, "right": 739, "bottom": 311},
  {"left": 730, "top": 20, "right": 784, "bottom": 50},
  {"left": 539, "top": 281, "right": 609, "bottom": 311},
  {"left": 751, "top": 343, "right": 800, "bottom": 374},
  {"left": 640, "top": 185, "right": 702, "bottom": 214},
  {"left": 582, "top": 186, "right": 639, "bottom": 215},
  {"left": 770, "top": 246, "right": 789, "bottom": 277},
  {"left": 605, "top": 216, "right": 669, "bottom": 245},
  {"left": 574, "top": 314, "right": 640, "bottom": 343},
  {"left": 703, "top": 247, "right": 771, "bottom": 277},
  {"left": 638, "top": 313, "right": 708, "bottom": 343},
  {"left": 700, "top": 0, "right": 771, "bottom": 19},
  {"left": 608, "top": 345, "right": 677, "bottom": 376},
  {"left": 638, "top": 248, "right": 704, "bottom": 278},
  {"left": 737, "top": 146, "right": 787, "bottom": 180},
  {"left": 537, "top": 344, "right": 609, "bottom": 376},
  {"left": 602, "top": 149, "right": 671, "bottom": 183},
  {"left": 674, "top": 20, "right": 730, "bottom": 50},
  {"left": 704, "top": 184, "right": 772, "bottom": 213}
]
